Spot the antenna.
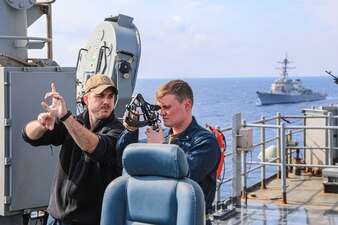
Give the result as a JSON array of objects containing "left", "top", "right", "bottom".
[{"left": 276, "top": 53, "right": 296, "bottom": 79}]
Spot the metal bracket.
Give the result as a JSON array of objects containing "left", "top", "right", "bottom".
[
  {"left": 23, "top": 67, "right": 31, "bottom": 72},
  {"left": 4, "top": 196, "right": 11, "bottom": 204},
  {"left": 4, "top": 118, "right": 11, "bottom": 127},
  {"left": 4, "top": 157, "right": 11, "bottom": 166}
]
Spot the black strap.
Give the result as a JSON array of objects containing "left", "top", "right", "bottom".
[{"left": 60, "top": 109, "right": 72, "bottom": 122}]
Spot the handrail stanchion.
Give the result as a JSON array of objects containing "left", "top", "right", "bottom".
[
  {"left": 241, "top": 120, "right": 248, "bottom": 206},
  {"left": 280, "top": 122, "right": 287, "bottom": 203},
  {"left": 303, "top": 114, "right": 307, "bottom": 164},
  {"left": 232, "top": 113, "right": 242, "bottom": 207},
  {"left": 277, "top": 112, "right": 281, "bottom": 178},
  {"left": 328, "top": 112, "right": 333, "bottom": 165},
  {"left": 287, "top": 130, "right": 292, "bottom": 176},
  {"left": 260, "top": 116, "right": 266, "bottom": 189},
  {"left": 241, "top": 145, "right": 247, "bottom": 206},
  {"left": 215, "top": 180, "right": 221, "bottom": 211}
]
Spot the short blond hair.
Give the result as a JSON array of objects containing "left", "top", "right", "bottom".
[{"left": 156, "top": 80, "right": 194, "bottom": 105}]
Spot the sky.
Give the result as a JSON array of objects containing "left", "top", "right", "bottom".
[{"left": 30, "top": 0, "right": 338, "bottom": 78}]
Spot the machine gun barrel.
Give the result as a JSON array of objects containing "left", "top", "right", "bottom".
[{"left": 325, "top": 70, "right": 338, "bottom": 85}]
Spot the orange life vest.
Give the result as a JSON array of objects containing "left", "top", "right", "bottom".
[{"left": 210, "top": 127, "right": 226, "bottom": 180}]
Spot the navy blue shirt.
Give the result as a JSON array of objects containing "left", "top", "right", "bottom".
[{"left": 117, "top": 116, "right": 220, "bottom": 210}]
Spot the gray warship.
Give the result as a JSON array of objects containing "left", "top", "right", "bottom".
[{"left": 256, "top": 55, "right": 327, "bottom": 105}]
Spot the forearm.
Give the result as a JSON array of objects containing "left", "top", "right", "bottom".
[
  {"left": 117, "top": 129, "right": 139, "bottom": 150},
  {"left": 62, "top": 116, "right": 99, "bottom": 153},
  {"left": 24, "top": 120, "right": 48, "bottom": 140},
  {"left": 116, "top": 129, "right": 139, "bottom": 168}
]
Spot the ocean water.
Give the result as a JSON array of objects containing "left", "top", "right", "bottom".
[
  {"left": 133, "top": 76, "right": 338, "bottom": 199},
  {"left": 134, "top": 76, "right": 338, "bottom": 127}
]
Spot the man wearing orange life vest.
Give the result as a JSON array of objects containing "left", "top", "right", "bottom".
[{"left": 206, "top": 124, "right": 226, "bottom": 180}]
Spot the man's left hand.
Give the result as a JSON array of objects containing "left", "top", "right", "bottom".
[{"left": 146, "top": 125, "right": 164, "bottom": 143}]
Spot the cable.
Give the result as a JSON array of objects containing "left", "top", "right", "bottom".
[{"left": 49, "top": 145, "right": 54, "bottom": 156}]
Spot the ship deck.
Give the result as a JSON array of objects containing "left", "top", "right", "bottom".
[{"left": 212, "top": 172, "right": 338, "bottom": 225}]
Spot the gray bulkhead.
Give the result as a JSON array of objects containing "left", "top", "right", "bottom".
[{"left": 0, "top": 0, "right": 140, "bottom": 224}]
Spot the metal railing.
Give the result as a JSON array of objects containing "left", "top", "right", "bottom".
[{"left": 214, "top": 111, "right": 338, "bottom": 209}]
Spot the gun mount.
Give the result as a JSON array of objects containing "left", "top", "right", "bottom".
[{"left": 76, "top": 14, "right": 141, "bottom": 118}]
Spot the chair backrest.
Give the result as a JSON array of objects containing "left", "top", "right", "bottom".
[{"left": 100, "top": 143, "right": 205, "bottom": 225}]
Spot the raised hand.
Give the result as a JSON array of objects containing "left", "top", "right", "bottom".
[
  {"left": 123, "top": 110, "right": 139, "bottom": 132},
  {"left": 41, "top": 83, "right": 67, "bottom": 119}
]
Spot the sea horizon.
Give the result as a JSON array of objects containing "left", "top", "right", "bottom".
[{"left": 138, "top": 75, "right": 329, "bottom": 80}]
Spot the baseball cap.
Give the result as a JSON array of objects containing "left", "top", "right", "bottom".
[{"left": 85, "top": 74, "right": 118, "bottom": 95}]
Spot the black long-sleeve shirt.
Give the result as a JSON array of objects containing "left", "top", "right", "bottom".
[{"left": 22, "top": 110, "right": 124, "bottom": 225}]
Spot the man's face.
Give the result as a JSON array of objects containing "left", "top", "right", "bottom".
[
  {"left": 157, "top": 94, "right": 190, "bottom": 128},
  {"left": 85, "top": 88, "right": 115, "bottom": 120}
]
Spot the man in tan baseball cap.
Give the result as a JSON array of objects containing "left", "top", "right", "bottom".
[
  {"left": 85, "top": 73, "right": 118, "bottom": 95},
  {"left": 22, "top": 73, "right": 124, "bottom": 225}
]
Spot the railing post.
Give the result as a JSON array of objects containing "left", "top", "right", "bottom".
[
  {"left": 231, "top": 113, "right": 242, "bottom": 207},
  {"left": 46, "top": 4, "right": 53, "bottom": 60},
  {"left": 260, "top": 116, "right": 266, "bottom": 189},
  {"left": 280, "top": 122, "right": 287, "bottom": 203},
  {"left": 241, "top": 120, "right": 248, "bottom": 206},
  {"left": 287, "top": 130, "right": 293, "bottom": 176},
  {"left": 276, "top": 112, "right": 281, "bottom": 179},
  {"left": 215, "top": 180, "right": 221, "bottom": 210},
  {"left": 303, "top": 113, "right": 307, "bottom": 164},
  {"left": 328, "top": 112, "right": 333, "bottom": 165}
]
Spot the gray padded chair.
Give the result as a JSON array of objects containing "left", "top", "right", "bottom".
[{"left": 100, "top": 143, "right": 205, "bottom": 225}]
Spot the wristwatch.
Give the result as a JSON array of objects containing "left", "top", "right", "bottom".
[{"left": 60, "top": 109, "right": 72, "bottom": 122}]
